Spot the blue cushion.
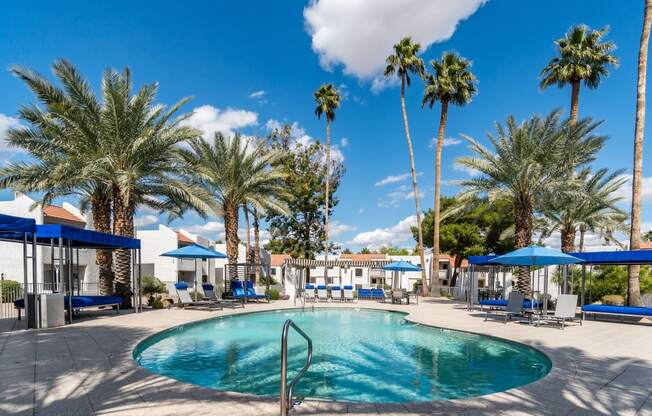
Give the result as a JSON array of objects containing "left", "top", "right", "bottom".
[
  {"left": 317, "top": 285, "right": 327, "bottom": 289},
  {"left": 15, "top": 295, "right": 122, "bottom": 309},
  {"left": 582, "top": 304, "right": 652, "bottom": 316},
  {"left": 343, "top": 285, "right": 353, "bottom": 290},
  {"left": 331, "top": 286, "right": 341, "bottom": 290},
  {"left": 480, "top": 299, "right": 507, "bottom": 306},
  {"left": 202, "top": 283, "right": 214, "bottom": 291},
  {"left": 305, "top": 284, "right": 315, "bottom": 289},
  {"left": 175, "top": 282, "right": 188, "bottom": 290}
]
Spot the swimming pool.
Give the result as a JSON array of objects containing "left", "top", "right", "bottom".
[{"left": 134, "top": 308, "right": 550, "bottom": 403}]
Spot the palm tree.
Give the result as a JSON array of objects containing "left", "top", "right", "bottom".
[
  {"left": 629, "top": 0, "right": 652, "bottom": 307},
  {"left": 456, "top": 111, "right": 572, "bottom": 294},
  {"left": 540, "top": 168, "right": 627, "bottom": 253},
  {"left": 540, "top": 24, "right": 618, "bottom": 123},
  {"left": 2, "top": 60, "right": 115, "bottom": 294},
  {"left": 252, "top": 207, "right": 262, "bottom": 279},
  {"left": 384, "top": 37, "right": 429, "bottom": 295},
  {"left": 100, "top": 68, "right": 213, "bottom": 305},
  {"left": 180, "top": 134, "right": 289, "bottom": 277},
  {"left": 314, "top": 84, "right": 341, "bottom": 274},
  {"left": 422, "top": 52, "right": 477, "bottom": 294}
]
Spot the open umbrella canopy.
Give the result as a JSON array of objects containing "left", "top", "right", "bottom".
[
  {"left": 161, "top": 243, "right": 226, "bottom": 259},
  {"left": 383, "top": 260, "right": 421, "bottom": 272},
  {"left": 489, "top": 245, "right": 583, "bottom": 266}
]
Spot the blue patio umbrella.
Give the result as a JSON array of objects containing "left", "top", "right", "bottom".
[
  {"left": 383, "top": 261, "right": 421, "bottom": 290},
  {"left": 489, "top": 246, "right": 583, "bottom": 266},
  {"left": 489, "top": 245, "right": 583, "bottom": 315},
  {"left": 161, "top": 243, "right": 226, "bottom": 296}
]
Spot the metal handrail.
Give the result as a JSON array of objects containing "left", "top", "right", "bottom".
[{"left": 280, "top": 319, "right": 313, "bottom": 416}]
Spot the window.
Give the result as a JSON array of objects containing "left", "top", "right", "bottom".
[
  {"left": 439, "top": 262, "right": 449, "bottom": 270},
  {"left": 355, "top": 268, "right": 363, "bottom": 277},
  {"left": 271, "top": 268, "right": 277, "bottom": 276}
]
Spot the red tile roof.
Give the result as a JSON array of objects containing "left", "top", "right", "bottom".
[
  {"left": 271, "top": 254, "right": 292, "bottom": 267},
  {"left": 176, "top": 231, "right": 194, "bottom": 244},
  {"left": 43, "top": 205, "right": 85, "bottom": 224}
]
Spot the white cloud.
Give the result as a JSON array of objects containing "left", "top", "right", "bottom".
[
  {"left": 248, "top": 90, "right": 266, "bottom": 99},
  {"left": 330, "top": 221, "right": 357, "bottom": 237},
  {"left": 429, "top": 137, "right": 462, "bottom": 148},
  {"left": 612, "top": 174, "right": 652, "bottom": 205},
  {"left": 304, "top": 0, "right": 486, "bottom": 89},
  {"left": 264, "top": 119, "right": 345, "bottom": 164},
  {"left": 348, "top": 215, "right": 417, "bottom": 248},
  {"left": 181, "top": 105, "right": 258, "bottom": 138},
  {"left": 0, "top": 114, "right": 23, "bottom": 151},
  {"left": 375, "top": 173, "right": 409, "bottom": 187},
  {"left": 358, "top": 208, "right": 365, "bottom": 214},
  {"left": 378, "top": 184, "right": 424, "bottom": 208},
  {"left": 453, "top": 161, "right": 480, "bottom": 176},
  {"left": 134, "top": 214, "right": 159, "bottom": 228},
  {"left": 340, "top": 137, "right": 349, "bottom": 148}
]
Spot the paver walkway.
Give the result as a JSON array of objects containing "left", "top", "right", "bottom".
[{"left": 1, "top": 299, "right": 651, "bottom": 415}]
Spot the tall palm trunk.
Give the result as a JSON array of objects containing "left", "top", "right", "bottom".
[
  {"left": 399, "top": 77, "right": 428, "bottom": 295},
  {"left": 431, "top": 100, "right": 448, "bottom": 297},
  {"left": 224, "top": 201, "right": 240, "bottom": 280},
  {"left": 112, "top": 186, "right": 134, "bottom": 308},
  {"left": 243, "top": 204, "right": 252, "bottom": 265},
  {"left": 579, "top": 224, "right": 587, "bottom": 252},
  {"left": 560, "top": 225, "right": 576, "bottom": 253},
  {"left": 514, "top": 197, "right": 534, "bottom": 295},
  {"left": 629, "top": 0, "right": 652, "bottom": 307},
  {"left": 253, "top": 208, "right": 261, "bottom": 280},
  {"left": 91, "top": 194, "right": 113, "bottom": 295},
  {"left": 570, "top": 79, "right": 581, "bottom": 123},
  {"left": 324, "top": 119, "right": 331, "bottom": 282}
]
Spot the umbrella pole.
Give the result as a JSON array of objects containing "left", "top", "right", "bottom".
[
  {"left": 194, "top": 258, "right": 198, "bottom": 301},
  {"left": 543, "top": 266, "right": 549, "bottom": 315}
]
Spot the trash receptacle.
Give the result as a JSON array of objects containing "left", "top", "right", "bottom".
[{"left": 40, "top": 293, "right": 65, "bottom": 328}]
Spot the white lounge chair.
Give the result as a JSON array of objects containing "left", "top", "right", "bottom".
[
  {"left": 541, "top": 294, "right": 580, "bottom": 329},
  {"left": 485, "top": 291, "right": 525, "bottom": 323},
  {"left": 331, "top": 286, "right": 342, "bottom": 301},
  {"left": 304, "top": 285, "right": 316, "bottom": 302},
  {"left": 175, "top": 283, "right": 222, "bottom": 310},
  {"left": 317, "top": 285, "right": 329, "bottom": 302},
  {"left": 343, "top": 285, "right": 354, "bottom": 302},
  {"left": 202, "top": 284, "right": 244, "bottom": 308}
]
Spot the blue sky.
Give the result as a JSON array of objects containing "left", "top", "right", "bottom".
[{"left": 0, "top": 0, "right": 650, "bottom": 251}]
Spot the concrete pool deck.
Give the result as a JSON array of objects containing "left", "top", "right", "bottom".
[{"left": 1, "top": 299, "right": 651, "bottom": 415}]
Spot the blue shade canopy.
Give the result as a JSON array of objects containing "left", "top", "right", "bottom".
[
  {"left": 489, "top": 245, "right": 583, "bottom": 266},
  {"left": 0, "top": 214, "right": 36, "bottom": 234},
  {"left": 383, "top": 261, "right": 421, "bottom": 272},
  {"left": 0, "top": 223, "right": 140, "bottom": 249},
  {"left": 161, "top": 243, "right": 226, "bottom": 259},
  {"left": 569, "top": 250, "right": 652, "bottom": 265},
  {"left": 468, "top": 255, "right": 498, "bottom": 266}
]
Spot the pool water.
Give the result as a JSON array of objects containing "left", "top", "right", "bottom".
[{"left": 134, "top": 308, "right": 550, "bottom": 403}]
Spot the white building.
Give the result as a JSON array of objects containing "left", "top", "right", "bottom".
[
  {"left": 136, "top": 224, "right": 216, "bottom": 293},
  {"left": 213, "top": 242, "right": 271, "bottom": 291},
  {"left": 0, "top": 193, "right": 99, "bottom": 291}
]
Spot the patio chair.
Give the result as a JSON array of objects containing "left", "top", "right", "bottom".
[
  {"left": 175, "top": 283, "right": 222, "bottom": 310},
  {"left": 304, "top": 284, "right": 316, "bottom": 302},
  {"left": 245, "top": 281, "right": 270, "bottom": 303},
  {"left": 231, "top": 280, "right": 266, "bottom": 303},
  {"left": 317, "top": 285, "right": 329, "bottom": 302},
  {"left": 391, "top": 289, "right": 409, "bottom": 304},
  {"left": 371, "top": 288, "right": 386, "bottom": 302},
  {"left": 484, "top": 291, "right": 525, "bottom": 323},
  {"left": 358, "top": 288, "right": 372, "bottom": 300},
  {"left": 541, "top": 294, "right": 580, "bottom": 329},
  {"left": 331, "top": 286, "right": 342, "bottom": 301},
  {"left": 202, "top": 284, "right": 244, "bottom": 308},
  {"left": 343, "top": 285, "right": 354, "bottom": 302}
]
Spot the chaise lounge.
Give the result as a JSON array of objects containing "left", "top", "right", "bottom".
[
  {"left": 581, "top": 304, "right": 652, "bottom": 322},
  {"left": 202, "top": 283, "right": 244, "bottom": 308},
  {"left": 15, "top": 295, "right": 122, "bottom": 320}
]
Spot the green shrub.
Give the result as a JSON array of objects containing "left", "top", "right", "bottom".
[
  {"left": 265, "top": 288, "right": 280, "bottom": 300},
  {"left": 259, "top": 275, "right": 277, "bottom": 287},
  {"left": 0, "top": 280, "right": 22, "bottom": 303},
  {"left": 561, "top": 265, "right": 652, "bottom": 303},
  {"left": 602, "top": 294, "right": 625, "bottom": 306},
  {"left": 141, "top": 276, "right": 167, "bottom": 296}
]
